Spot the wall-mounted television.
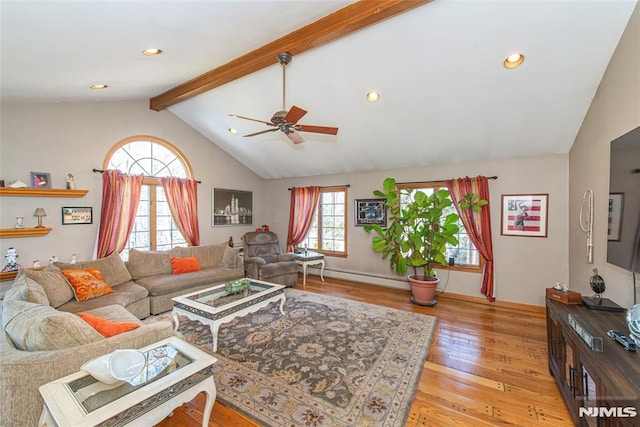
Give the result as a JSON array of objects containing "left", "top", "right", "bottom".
[{"left": 607, "top": 125, "right": 640, "bottom": 273}]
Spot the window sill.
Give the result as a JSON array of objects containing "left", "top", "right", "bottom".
[{"left": 435, "top": 264, "right": 482, "bottom": 274}]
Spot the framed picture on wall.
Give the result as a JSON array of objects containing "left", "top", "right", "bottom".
[
  {"left": 354, "top": 198, "right": 387, "bottom": 226},
  {"left": 212, "top": 188, "right": 253, "bottom": 226},
  {"left": 61, "top": 207, "right": 93, "bottom": 225},
  {"left": 500, "top": 194, "right": 548, "bottom": 237},
  {"left": 608, "top": 193, "right": 624, "bottom": 241}
]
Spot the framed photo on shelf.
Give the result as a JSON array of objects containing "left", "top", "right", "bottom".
[
  {"left": 212, "top": 188, "right": 253, "bottom": 226},
  {"left": 354, "top": 198, "right": 387, "bottom": 227},
  {"left": 30, "top": 172, "right": 51, "bottom": 189},
  {"left": 608, "top": 193, "right": 624, "bottom": 241},
  {"left": 61, "top": 207, "right": 93, "bottom": 225},
  {"left": 500, "top": 194, "right": 548, "bottom": 237}
]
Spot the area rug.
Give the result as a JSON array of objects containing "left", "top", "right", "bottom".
[{"left": 160, "top": 288, "right": 437, "bottom": 426}]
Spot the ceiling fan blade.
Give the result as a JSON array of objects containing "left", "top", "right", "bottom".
[
  {"left": 297, "top": 124, "right": 339, "bottom": 135},
  {"left": 229, "top": 114, "right": 274, "bottom": 126},
  {"left": 286, "top": 130, "right": 305, "bottom": 144},
  {"left": 243, "top": 128, "right": 279, "bottom": 137},
  {"left": 284, "top": 105, "right": 307, "bottom": 124}
]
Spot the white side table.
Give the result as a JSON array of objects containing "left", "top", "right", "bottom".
[
  {"left": 39, "top": 337, "right": 217, "bottom": 427},
  {"left": 295, "top": 251, "right": 325, "bottom": 286}
]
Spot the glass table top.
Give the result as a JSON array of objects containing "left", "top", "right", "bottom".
[
  {"left": 184, "top": 281, "right": 278, "bottom": 309},
  {"left": 66, "top": 344, "right": 193, "bottom": 414}
]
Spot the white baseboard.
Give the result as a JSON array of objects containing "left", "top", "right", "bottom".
[{"left": 306, "top": 268, "right": 411, "bottom": 291}]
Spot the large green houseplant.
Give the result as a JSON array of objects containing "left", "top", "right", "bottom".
[{"left": 364, "top": 177, "right": 486, "bottom": 305}]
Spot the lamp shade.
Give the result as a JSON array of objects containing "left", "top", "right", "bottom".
[{"left": 33, "top": 208, "right": 47, "bottom": 217}]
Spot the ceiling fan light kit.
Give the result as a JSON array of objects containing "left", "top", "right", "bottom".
[{"left": 230, "top": 52, "right": 338, "bottom": 144}]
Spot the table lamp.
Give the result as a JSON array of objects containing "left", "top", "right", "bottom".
[{"left": 33, "top": 208, "right": 47, "bottom": 228}]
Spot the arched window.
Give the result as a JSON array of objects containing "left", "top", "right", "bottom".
[{"left": 104, "top": 135, "right": 194, "bottom": 259}]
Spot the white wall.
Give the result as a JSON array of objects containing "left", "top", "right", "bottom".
[
  {"left": 264, "top": 154, "right": 569, "bottom": 306},
  {"left": 569, "top": 4, "right": 640, "bottom": 308},
  {"left": 0, "top": 100, "right": 264, "bottom": 266}
]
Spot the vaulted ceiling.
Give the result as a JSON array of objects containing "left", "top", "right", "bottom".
[{"left": 1, "top": 1, "right": 637, "bottom": 179}]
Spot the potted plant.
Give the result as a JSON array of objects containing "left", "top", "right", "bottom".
[{"left": 364, "top": 178, "right": 486, "bottom": 305}]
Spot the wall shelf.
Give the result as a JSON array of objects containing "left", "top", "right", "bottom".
[
  {"left": 0, "top": 271, "right": 18, "bottom": 282},
  {"left": 0, "top": 187, "right": 88, "bottom": 198},
  {"left": 0, "top": 227, "right": 52, "bottom": 238}
]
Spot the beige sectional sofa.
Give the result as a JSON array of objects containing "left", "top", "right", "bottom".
[
  {"left": 0, "top": 242, "right": 244, "bottom": 426},
  {"left": 127, "top": 243, "right": 244, "bottom": 314},
  {"left": 0, "top": 277, "right": 174, "bottom": 426}
]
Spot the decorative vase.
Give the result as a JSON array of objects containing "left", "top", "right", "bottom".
[{"left": 408, "top": 274, "right": 439, "bottom": 306}]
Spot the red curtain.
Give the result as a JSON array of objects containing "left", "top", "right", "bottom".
[
  {"left": 96, "top": 170, "right": 143, "bottom": 258},
  {"left": 287, "top": 186, "right": 321, "bottom": 251},
  {"left": 160, "top": 177, "right": 200, "bottom": 246},
  {"left": 446, "top": 176, "right": 495, "bottom": 301}
]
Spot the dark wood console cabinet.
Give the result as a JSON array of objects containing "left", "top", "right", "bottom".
[{"left": 546, "top": 298, "right": 640, "bottom": 426}]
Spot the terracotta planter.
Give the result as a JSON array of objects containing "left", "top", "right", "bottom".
[{"left": 408, "top": 274, "right": 439, "bottom": 306}]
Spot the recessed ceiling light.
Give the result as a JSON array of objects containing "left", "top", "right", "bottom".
[
  {"left": 504, "top": 52, "right": 525, "bottom": 69},
  {"left": 90, "top": 84, "right": 108, "bottom": 90},
  {"left": 143, "top": 48, "right": 163, "bottom": 56},
  {"left": 366, "top": 91, "right": 380, "bottom": 102},
  {"left": 228, "top": 128, "right": 238, "bottom": 135}
]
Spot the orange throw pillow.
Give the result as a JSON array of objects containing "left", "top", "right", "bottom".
[
  {"left": 170, "top": 256, "right": 201, "bottom": 274},
  {"left": 77, "top": 312, "right": 140, "bottom": 337},
  {"left": 61, "top": 268, "right": 114, "bottom": 302}
]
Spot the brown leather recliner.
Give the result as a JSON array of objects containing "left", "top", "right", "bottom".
[{"left": 241, "top": 231, "right": 299, "bottom": 287}]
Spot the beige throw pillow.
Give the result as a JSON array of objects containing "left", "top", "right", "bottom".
[
  {"left": 4, "top": 274, "right": 50, "bottom": 306},
  {"left": 221, "top": 246, "right": 239, "bottom": 268},
  {"left": 127, "top": 249, "right": 173, "bottom": 279},
  {"left": 170, "top": 243, "right": 226, "bottom": 269},
  {"left": 22, "top": 265, "right": 74, "bottom": 308},
  {"left": 56, "top": 252, "right": 132, "bottom": 287},
  {"left": 3, "top": 300, "right": 103, "bottom": 351}
]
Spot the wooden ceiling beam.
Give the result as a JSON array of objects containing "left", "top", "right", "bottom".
[{"left": 149, "top": 0, "right": 432, "bottom": 111}]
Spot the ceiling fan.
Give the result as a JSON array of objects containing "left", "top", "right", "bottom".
[{"left": 230, "top": 52, "right": 338, "bottom": 144}]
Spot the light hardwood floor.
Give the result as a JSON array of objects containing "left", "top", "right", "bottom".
[{"left": 156, "top": 276, "right": 572, "bottom": 426}]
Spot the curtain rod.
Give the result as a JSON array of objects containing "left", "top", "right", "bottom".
[
  {"left": 92, "top": 168, "right": 202, "bottom": 184},
  {"left": 397, "top": 176, "right": 497, "bottom": 185},
  {"left": 288, "top": 184, "right": 350, "bottom": 191}
]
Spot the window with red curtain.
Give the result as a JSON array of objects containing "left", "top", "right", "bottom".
[
  {"left": 104, "top": 135, "right": 196, "bottom": 260},
  {"left": 446, "top": 176, "right": 495, "bottom": 301},
  {"left": 298, "top": 186, "right": 348, "bottom": 257},
  {"left": 397, "top": 181, "right": 483, "bottom": 271}
]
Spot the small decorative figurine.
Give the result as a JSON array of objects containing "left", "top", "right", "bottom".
[
  {"left": 49, "top": 255, "right": 58, "bottom": 264},
  {"left": 2, "top": 247, "right": 20, "bottom": 272},
  {"left": 66, "top": 173, "right": 76, "bottom": 190},
  {"left": 14, "top": 217, "right": 24, "bottom": 229},
  {"left": 70, "top": 254, "right": 77, "bottom": 264},
  {"left": 33, "top": 260, "right": 41, "bottom": 268}
]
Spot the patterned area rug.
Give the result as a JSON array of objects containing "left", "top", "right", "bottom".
[{"left": 158, "top": 288, "right": 436, "bottom": 426}]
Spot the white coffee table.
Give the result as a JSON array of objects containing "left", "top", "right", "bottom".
[
  {"left": 172, "top": 279, "right": 286, "bottom": 352},
  {"left": 38, "top": 337, "right": 217, "bottom": 427}
]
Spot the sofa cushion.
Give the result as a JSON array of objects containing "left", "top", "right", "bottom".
[
  {"left": 170, "top": 256, "right": 201, "bottom": 274},
  {"left": 56, "top": 252, "right": 132, "bottom": 287},
  {"left": 4, "top": 274, "right": 50, "bottom": 306},
  {"left": 22, "top": 265, "right": 74, "bottom": 308},
  {"left": 126, "top": 249, "right": 173, "bottom": 279},
  {"left": 136, "top": 268, "right": 243, "bottom": 296},
  {"left": 61, "top": 268, "right": 114, "bottom": 302},
  {"left": 56, "top": 281, "right": 148, "bottom": 314},
  {"left": 169, "top": 243, "right": 226, "bottom": 269},
  {"left": 2, "top": 300, "right": 103, "bottom": 351},
  {"left": 77, "top": 312, "right": 140, "bottom": 337}
]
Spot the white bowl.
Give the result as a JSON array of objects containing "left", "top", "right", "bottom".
[
  {"left": 81, "top": 355, "right": 119, "bottom": 384},
  {"left": 109, "top": 349, "right": 146, "bottom": 381}
]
